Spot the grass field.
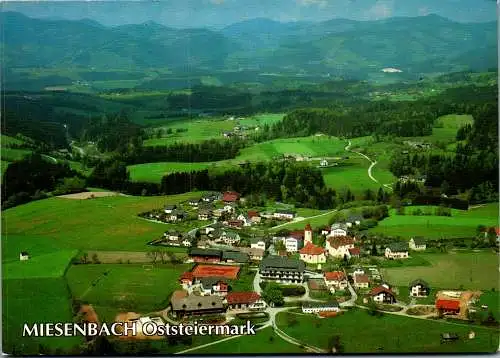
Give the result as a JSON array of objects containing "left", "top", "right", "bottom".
[
  {"left": 2, "top": 192, "right": 202, "bottom": 252},
  {"left": 1, "top": 148, "right": 32, "bottom": 162},
  {"left": 66, "top": 263, "right": 191, "bottom": 315},
  {"left": 238, "top": 113, "right": 285, "bottom": 127},
  {"left": 276, "top": 309, "right": 498, "bottom": 353},
  {"left": 128, "top": 162, "right": 213, "bottom": 182},
  {"left": 369, "top": 203, "right": 498, "bottom": 239},
  {"left": 322, "top": 157, "right": 382, "bottom": 194},
  {"left": 3, "top": 250, "right": 78, "bottom": 279},
  {"left": 1, "top": 135, "right": 25, "bottom": 147},
  {"left": 192, "top": 326, "right": 304, "bottom": 354},
  {"left": 381, "top": 251, "right": 499, "bottom": 291}
]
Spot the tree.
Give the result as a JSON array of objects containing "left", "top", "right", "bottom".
[
  {"left": 274, "top": 240, "right": 286, "bottom": 252},
  {"left": 146, "top": 249, "right": 160, "bottom": 264},
  {"left": 81, "top": 252, "right": 89, "bottom": 264},
  {"left": 262, "top": 283, "right": 284, "bottom": 307},
  {"left": 91, "top": 253, "right": 100, "bottom": 264}
]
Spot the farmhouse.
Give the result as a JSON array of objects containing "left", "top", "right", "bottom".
[
  {"left": 302, "top": 301, "right": 340, "bottom": 314},
  {"left": 223, "top": 203, "right": 237, "bottom": 214},
  {"left": 409, "top": 236, "right": 427, "bottom": 251},
  {"left": 227, "top": 220, "right": 244, "bottom": 229},
  {"left": 273, "top": 210, "right": 296, "bottom": 220},
  {"left": 353, "top": 273, "right": 370, "bottom": 289},
  {"left": 19, "top": 251, "right": 30, "bottom": 261},
  {"left": 236, "top": 214, "right": 252, "bottom": 227},
  {"left": 409, "top": 279, "right": 430, "bottom": 297},
  {"left": 370, "top": 285, "right": 397, "bottom": 304},
  {"left": 202, "top": 192, "right": 221, "bottom": 202},
  {"left": 259, "top": 255, "right": 305, "bottom": 284},
  {"left": 319, "top": 159, "right": 329, "bottom": 167},
  {"left": 348, "top": 247, "right": 361, "bottom": 258},
  {"left": 299, "top": 242, "right": 326, "bottom": 264},
  {"left": 325, "top": 236, "right": 355, "bottom": 258},
  {"left": 250, "top": 237, "right": 266, "bottom": 251},
  {"left": 164, "top": 204, "right": 178, "bottom": 214},
  {"left": 198, "top": 278, "right": 229, "bottom": 296},
  {"left": 436, "top": 299, "right": 460, "bottom": 315},
  {"left": 222, "top": 250, "right": 250, "bottom": 264},
  {"left": 188, "top": 198, "right": 201, "bottom": 207},
  {"left": 385, "top": 242, "right": 409, "bottom": 259},
  {"left": 170, "top": 293, "right": 226, "bottom": 318},
  {"left": 188, "top": 248, "right": 222, "bottom": 263},
  {"left": 238, "top": 247, "right": 265, "bottom": 261},
  {"left": 247, "top": 210, "right": 261, "bottom": 223},
  {"left": 179, "top": 272, "right": 195, "bottom": 287},
  {"left": 198, "top": 208, "right": 212, "bottom": 221},
  {"left": 164, "top": 229, "right": 182, "bottom": 242},
  {"left": 226, "top": 292, "right": 265, "bottom": 310},
  {"left": 223, "top": 191, "right": 240, "bottom": 204},
  {"left": 324, "top": 271, "right": 348, "bottom": 290},
  {"left": 166, "top": 209, "right": 187, "bottom": 222},
  {"left": 221, "top": 231, "right": 241, "bottom": 245}
]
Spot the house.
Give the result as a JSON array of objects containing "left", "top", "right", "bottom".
[
  {"left": 227, "top": 220, "right": 244, "bottom": 229},
  {"left": 170, "top": 293, "right": 226, "bottom": 318},
  {"left": 223, "top": 203, "right": 237, "bottom": 214},
  {"left": 385, "top": 242, "right": 409, "bottom": 259},
  {"left": 222, "top": 250, "right": 250, "bottom": 264},
  {"left": 247, "top": 211, "right": 261, "bottom": 224},
  {"left": 164, "top": 204, "right": 178, "bottom": 214},
  {"left": 284, "top": 236, "right": 303, "bottom": 253},
  {"left": 353, "top": 267, "right": 365, "bottom": 276},
  {"left": 299, "top": 242, "right": 327, "bottom": 264},
  {"left": 179, "top": 272, "right": 195, "bottom": 287},
  {"left": 304, "top": 223, "right": 313, "bottom": 244},
  {"left": 348, "top": 247, "right": 361, "bottom": 258},
  {"left": 188, "top": 198, "right": 201, "bottom": 207},
  {"left": 221, "top": 231, "right": 241, "bottom": 245},
  {"left": 166, "top": 209, "right": 187, "bottom": 222},
  {"left": 19, "top": 251, "right": 29, "bottom": 261},
  {"left": 188, "top": 248, "right": 223, "bottom": 263},
  {"left": 205, "top": 222, "right": 223, "bottom": 235},
  {"left": 436, "top": 299, "right": 460, "bottom": 315},
  {"left": 201, "top": 192, "right": 221, "bottom": 202},
  {"left": 302, "top": 301, "right": 340, "bottom": 314},
  {"left": 329, "top": 228, "right": 348, "bottom": 237},
  {"left": 226, "top": 292, "right": 265, "bottom": 310},
  {"left": 197, "top": 239, "right": 210, "bottom": 249},
  {"left": 236, "top": 214, "right": 252, "bottom": 227},
  {"left": 164, "top": 229, "right": 182, "bottom": 242},
  {"left": 259, "top": 256, "right": 305, "bottom": 284},
  {"left": 273, "top": 210, "right": 296, "bottom": 220},
  {"left": 198, "top": 208, "right": 212, "bottom": 221},
  {"left": 324, "top": 271, "right": 348, "bottom": 290},
  {"left": 182, "top": 238, "right": 193, "bottom": 247},
  {"left": 261, "top": 211, "right": 274, "bottom": 219},
  {"left": 319, "top": 159, "right": 329, "bottom": 167},
  {"left": 370, "top": 285, "right": 396, "bottom": 304},
  {"left": 346, "top": 214, "right": 363, "bottom": 227},
  {"left": 325, "top": 236, "right": 355, "bottom": 258},
  {"left": 238, "top": 247, "right": 265, "bottom": 261},
  {"left": 223, "top": 191, "right": 240, "bottom": 204},
  {"left": 250, "top": 237, "right": 266, "bottom": 251},
  {"left": 213, "top": 208, "right": 225, "bottom": 218},
  {"left": 321, "top": 227, "right": 330, "bottom": 236},
  {"left": 223, "top": 131, "right": 233, "bottom": 138},
  {"left": 198, "top": 278, "right": 229, "bottom": 296},
  {"left": 409, "top": 237, "right": 427, "bottom": 251},
  {"left": 353, "top": 274, "right": 370, "bottom": 289},
  {"left": 409, "top": 279, "right": 430, "bottom": 297},
  {"left": 440, "top": 333, "right": 459, "bottom": 343}
]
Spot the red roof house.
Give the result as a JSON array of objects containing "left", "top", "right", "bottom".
[
  {"left": 348, "top": 247, "right": 361, "bottom": 257},
  {"left": 328, "top": 236, "right": 355, "bottom": 249},
  {"left": 324, "top": 271, "right": 346, "bottom": 282},
  {"left": 226, "top": 292, "right": 262, "bottom": 308},
  {"left": 299, "top": 242, "right": 326, "bottom": 256},
  {"left": 247, "top": 210, "right": 260, "bottom": 218},
  {"left": 223, "top": 191, "right": 240, "bottom": 203},
  {"left": 179, "top": 272, "right": 194, "bottom": 284},
  {"left": 436, "top": 299, "right": 460, "bottom": 313},
  {"left": 289, "top": 231, "right": 305, "bottom": 240}
]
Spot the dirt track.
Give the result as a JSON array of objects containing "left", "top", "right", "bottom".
[{"left": 57, "top": 191, "right": 120, "bottom": 199}]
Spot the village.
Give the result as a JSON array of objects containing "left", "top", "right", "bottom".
[{"left": 110, "top": 190, "right": 497, "bottom": 346}]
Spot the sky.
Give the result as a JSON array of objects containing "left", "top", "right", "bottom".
[{"left": 1, "top": 0, "right": 497, "bottom": 28}]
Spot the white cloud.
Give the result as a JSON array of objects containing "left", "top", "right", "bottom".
[
  {"left": 364, "top": 0, "right": 394, "bottom": 20},
  {"left": 418, "top": 6, "right": 430, "bottom": 16}
]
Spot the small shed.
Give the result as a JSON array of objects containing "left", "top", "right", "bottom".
[{"left": 19, "top": 251, "right": 30, "bottom": 261}]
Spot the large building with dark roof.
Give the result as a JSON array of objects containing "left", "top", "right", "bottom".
[{"left": 259, "top": 255, "right": 305, "bottom": 283}]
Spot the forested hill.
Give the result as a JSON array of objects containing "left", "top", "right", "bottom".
[{"left": 1, "top": 11, "right": 496, "bottom": 76}]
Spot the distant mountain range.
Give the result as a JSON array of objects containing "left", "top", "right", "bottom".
[{"left": 1, "top": 11, "right": 497, "bottom": 77}]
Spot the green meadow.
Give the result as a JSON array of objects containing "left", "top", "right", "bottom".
[
  {"left": 369, "top": 203, "right": 498, "bottom": 239},
  {"left": 3, "top": 250, "right": 78, "bottom": 279},
  {"left": 66, "top": 263, "right": 191, "bottom": 317},
  {"left": 276, "top": 309, "right": 499, "bottom": 353},
  {"left": 1, "top": 193, "right": 201, "bottom": 252},
  {"left": 381, "top": 251, "right": 499, "bottom": 291}
]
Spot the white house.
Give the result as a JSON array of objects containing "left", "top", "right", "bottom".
[
  {"left": 19, "top": 251, "right": 29, "bottom": 261},
  {"left": 236, "top": 214, "right": 252, "bottom": 227},
  {"left": 273, "top": 210, "right": 296, "bottom": 220},
  {"left": 320, "top": 159, "right": 329, "bottom": 167},
  {"left": 299, "top": 242, "right": 327, "bottom": 264},
  {"left": 325, "top": 237, "right": 355, "bottom": 258},
  {"left": 302, "top": 301, "right": 340, "bottom": 314},
  {"left": 164, "top": 205, "right": 177, "bottom": 214},
  {"left": 409, "top": 237, "right": 427, "bottom": 251},
  {"left": 329, "top": 228, "right": 348, "bottom": 237},
  {"left": 385, "top": 243, "right": 409, "bottom": 259},
  {"left": 285, "top": 237, "right": 303, "bottom": 253},
  {"left": 250, "top": 238, "right": 266, "bottom": 251},
  {"left": 198, "top": 209, "right": 212, "bottom": 221},
  {"left": 409, "top": 279, "right": 430, "bottom": 297},
  {"left": 164, "top": 230, "right": 182, "bottom": 242},
  {"left": 182, "top": 238, "right": 193, "bottom": 247}
]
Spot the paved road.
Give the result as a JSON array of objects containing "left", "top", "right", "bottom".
[
  {"left": 42, "top": 154, "right": 58, "bottom": 164},
  {"left": 340, "top": 281, "right": 358, "bottom": 307}
]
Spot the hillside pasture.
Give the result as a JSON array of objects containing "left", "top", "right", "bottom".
[
  {"left": 1, "top": 148, "right": 32, "bottom": 162},
  {"left": 381, "top": 251, "right": 499, "bottom": 291},
  {"left": 276, "top": 308, "right": 498, "bottom": 353},
  {"left": 2, "top": 193, "right": 202, "bottom": 252},
  {"left": 322, "top": 156, "right": 381, "bottom": 194},
  {"left": 3, "top": 250, "right": 77, "bottom": 279},
  {"left": 369, "top": 203, "right": 498, "bottom": 239},
  {"left": 128, "top": 162, "right": 213, "bottom": 183},
  {"left": 237, "top": 113, "right": 285, "bottom": 127}
]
